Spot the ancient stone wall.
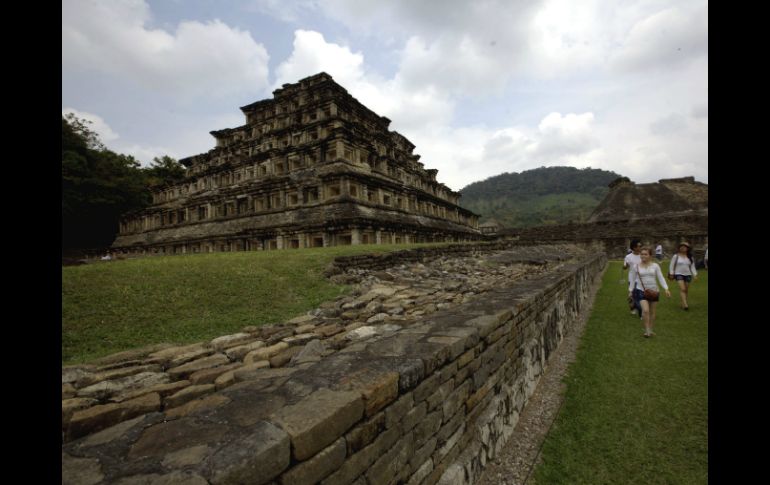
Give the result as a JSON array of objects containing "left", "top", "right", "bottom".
[
  {"left": 62, "top": 247, "right": 606, "bottom": 485},
  {"left": 509, "top": 213, "right": 708, "bottom": 259},
  {"left": 323, "top": 240, "right": 563, "bottom": 276}
]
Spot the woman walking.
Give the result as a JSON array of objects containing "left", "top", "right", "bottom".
[
  {"left": 629, "top": 247, "right": 671, "bottom": 337},
  {"left": 669, "top": 241, "right": 698, "bottom": 310}
]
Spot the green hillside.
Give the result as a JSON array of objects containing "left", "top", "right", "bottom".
[{"left": 459, "top": 166, "right": 620, "bottom": 228}]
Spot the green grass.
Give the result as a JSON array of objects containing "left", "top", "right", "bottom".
[
  {"left": 62, "top": 243, "right": 446, "bottom": 365},
  {"left": 532, "top": 261, "right": 708, "bottom": 485}
]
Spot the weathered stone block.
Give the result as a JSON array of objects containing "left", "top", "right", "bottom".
[
  {"left": 210, "top": 333, "right": 255, "bottom": 351},
  {"left": 62, "top": 453, "right": 103, "bottom": 485},
  {"left": 167, "top": 353, "right": 230, "bottom": 380},
  {"left": 413, "top": 373, "right": 441, "bottom": 404},
  {"left": 114, "top": 471, "right": 209, "bottom": 484},
  {"left": 384, "top": 392, "right": 413, "bottom": 429},
  {"left": 164, "top": 384, "right": 216, "bottom": 409},
  {"left": 320, "top": 427, "right": 400, "bottom": 485},
  {"left": 465, "top": 315, "right": 500, "bottom": 339},
  {"left": 111, "top": 379, "right": 191, "bottom": 403},
  {"left": 164, "top": 394, "right": 230, "bottom": 419},
  {"left": 270, "top": 388, "right": 364, "bottom": 461},
  {"left": 225, "top": 340, "right": 266, "bottom": 361},
  {"left": 414, "top": 410, "right": 442, "bottom": 447},
  {"left": 346, "top": 412, "right": 386, "bottom": 454},
  {"left": 67, "top": 393, "right": 161, "bottom": 441},
  {"left": 244, "top": 342, "right": 289, "bottom": 363},
  {"left": 442, "top": 379, "right": 471, "bottom": 422},
  {"left": 365, "top": 431, "right": 414, "bottom": 485},
  {"left": 74, "top": 364, "right": 164, "bottom": 389},
  {"left": 189, "top": 363, "right": 242, "bottom": 385},
  {"left": 278, "top": 437, "right": 346, "bottom": 485},
  {"left": 207, "top": 421, "right": 290, "bottom": 485}
]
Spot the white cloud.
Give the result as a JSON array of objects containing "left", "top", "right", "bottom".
[
  {"left": 62, "top": 0, "right": 270, "bottom": 99},
  {"left": 62, "top": 107, "right": 180, "bottom": 165},
  {"left": 691, "top": 103, "right": 708, "bottom": 119},
  {"left": 274, "top": 30, "right": 455, "bottom": 134},
  {"left": 611, "top": 4, "right": 708, "bottom": 72},
  {"left": 533, "top": 112, "right": 598, "bottom": 158},
  {"left": 245, "top": 0, "right": 319, "bottom": 23},
  {"left": 62, "top": 1, "right": 707, "bottom": 191},
  {"left": 273, "top": 30, "right": 366, "bottom": 90},
  {"left": 62, "top": 108, "right": 120, "bottom": 143},
  {"left": 649, "top": 113, "right": 687, "bottom": 136}
]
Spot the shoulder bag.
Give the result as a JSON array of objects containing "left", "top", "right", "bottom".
[{"left": 638, "top": 265, "right": 660, "bottom": 301}]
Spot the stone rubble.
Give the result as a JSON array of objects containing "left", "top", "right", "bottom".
[{"left": 62, "top": 244, "right": 587, "bottom": 443}]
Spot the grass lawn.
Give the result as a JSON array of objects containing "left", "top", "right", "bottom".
[
  {"left": 533, "top": 260, "right": 708, "bottom": 485},
  {"left": 62, "top": 243, "right": 444, "bottom": 365}
]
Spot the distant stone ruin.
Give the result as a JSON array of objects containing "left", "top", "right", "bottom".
[
  {"left": 112, "top": 72, "right": 480, "bottom": 256},
  {"left": 588, "top": 176, "right": 708, "bottom": 223},
  {"left": 505, "top": 176, "right": 708, "bottom": 257}
]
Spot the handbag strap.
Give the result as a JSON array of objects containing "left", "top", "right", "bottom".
[{"left": 636, "top": 265, "right": 647, "bottom": 291}]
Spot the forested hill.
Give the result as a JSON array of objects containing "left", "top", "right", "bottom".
[{"left": 459, "top": 166, "right": 621, "bottom": 229}]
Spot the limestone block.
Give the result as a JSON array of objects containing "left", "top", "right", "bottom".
[
  {"left": 67, "top": 393, "right": 161, "bottom": 441},
  {"left": 314, "top": 323, "right": 344, "bottom": 337},
  {"left": 281, "top": 333, "right": 317, "bottom": 346},
  {"left": 269, "top": 346, "right": 302, "bottom": 368},
  {"left": 231, "top": 361, "right": 271, "bottom": 382},
  {"left": 225, "top": 340, "right": 266, "bottom": 361},
  {"left": 320, "top": 427, "right": 400, "bottom": 485},
  {"left": 207, "top": 421, "right": 290, "bottom": 485},
  {"left": 189, "top": 363, "right": 242, "bottom": 385},
  {"left": 62, "top": 366, "right": 96, "bottom": 385},
  {"left": 278, "top": 437, "right": 346, "bottom": 485},
  {"left": 62, "top": 383, "right": 76, "bottom": 399},
  {"left": 168, "top": 348, "right": 215, "bottom": 368},
  {"left": 79, "top": 415, "right": 148, "bottom": 447},
  {"left": 148, "top": 343, "right": 208, "bottom": 365},
  {"left": 270, "top": 388, "right": 364, "bottom": 461},
  {"left": 75, "top": 364, "right": 164, "bottom": 389},
  {"left": 77, "top": 371, "right": 170, "bottom": 400},
  {"left": 164, "top": 394, "right": 231, "bottom": 419},
  {"left": 161, "top": 445, "right": 210, "bottom": 468},
  {"left": 407, "top": 459, "right": 433, "bottom": 485},
  {"left": 345, "top": 412, "right": 386, "bottom": 455},
  {"left": 113, "top": 471, "right": 209, "bottom": 485},
  {"left": 167, "top": 353, "right": 230, "bottom": 380},
  {"left": 244, "top": 342, "right": 289, "bottom": 363},
  {"left": 210, "top": 333, "right": 255, "bottom": 351},
  {"left": 111, "top": 380, "right": 191, "bottom": 403},
  {"left": 62, "top": 397, "right": 99, "bottom": 427},
  {"left": 365, "top": 431, "right": 414, "bottom": 485},
  {"left": 62, "top": 453, "right": 103, "bottom": 485},
  {"left": 164, "top": 384, "right": 216, "bottom": 409}
]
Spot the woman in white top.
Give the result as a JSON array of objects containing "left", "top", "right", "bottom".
[
  {"left": 623, "top": 240, "right": 643, "bottom": 317},
  {"left": 668, "top": 241, "right": 698, "bottom": 310},
  {"left": 629, "top": 247, "right": 671, "bottom": 338}
]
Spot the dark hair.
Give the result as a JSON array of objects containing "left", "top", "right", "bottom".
[{"left": 630, "top": 239, "right": 641, "bottom": 250}]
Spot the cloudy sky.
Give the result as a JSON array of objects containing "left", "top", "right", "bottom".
[{"left": 62, "top": 0, "right": 707, "bottom": 192}]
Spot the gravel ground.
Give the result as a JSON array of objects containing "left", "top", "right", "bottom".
[{"left": 475, "top": 266, "right": 606, "bottom": 485}]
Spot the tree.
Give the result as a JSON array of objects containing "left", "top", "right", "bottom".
[
  {"left": 144, "top": 155, "right": 186, "bottom": 187},
  {"left": 62, "top": 115, "right": 150, "bottom": 251}
]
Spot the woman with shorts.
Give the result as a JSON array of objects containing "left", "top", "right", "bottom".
[
  {"left": 669, "top": 241, "right": 698, "bottom": 310},
  {"left": 629, "top": 247, "right": 671, "bottom": 338}
]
